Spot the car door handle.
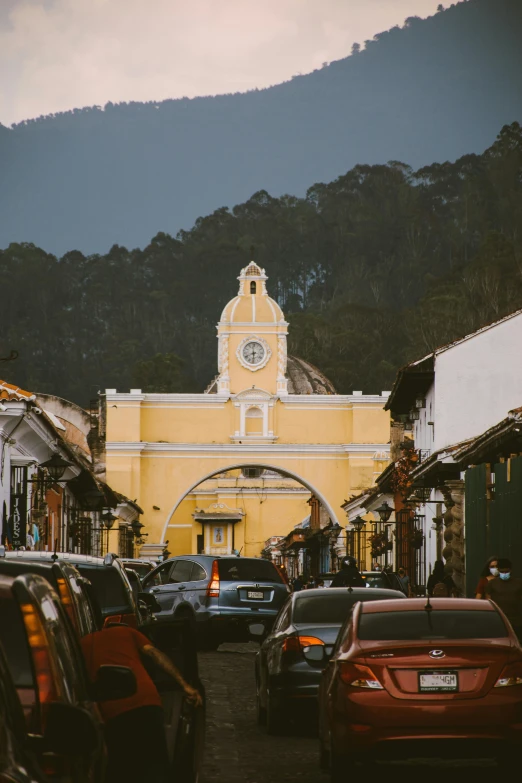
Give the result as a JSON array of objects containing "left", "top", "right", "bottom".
[
  {"left": 151, "top": 588, "right": 160, "bottom": 593},
  {"left": 177, "top": 584, "right": 186, "bottom": 591}
]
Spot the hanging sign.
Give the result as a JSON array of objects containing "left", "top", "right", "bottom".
[{"left": 10, "top": 466, "right": 27, "bottom": 549}]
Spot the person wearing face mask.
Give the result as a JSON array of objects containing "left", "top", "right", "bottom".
[
  {"left": 475, "top": 555, "right": 499, "bottom": 599},
  {"left": 486, "top": 558, "right": 522, "bottom": 640}
]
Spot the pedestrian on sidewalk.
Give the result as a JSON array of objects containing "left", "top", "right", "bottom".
[
  {"left": 486, "top": 558, "right": 522, "bottom": 640},
  {"left": 397, "top": 567, "right": 411, "bottom": 596},
  {"left": 292, "top": 574, "right": 304, "bottom": 591},
  {"left": 475, "top": 555, "right": 499, "bottom": 599},
  {"left": 427, "top": 560, "right": 457, "bottom": 597},
  {"left": 82, "top": 624, "right": 202, "bottom": 783}
]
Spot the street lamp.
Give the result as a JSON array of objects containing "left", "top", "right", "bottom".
[
  {"left": 352, "top": 516, "right": 365, "bottom": 569},
  {"left": 375, "top": 501, "right": 393, "bottom": 524},
  {"left": 40, "top": 453, "right": 72, "bottom": 483},
  {"left": 131, "top": 519, "right": 144, "bottom": 538},
  {"left": 101, "top": 510, "right": 118, "bottom": 554}
]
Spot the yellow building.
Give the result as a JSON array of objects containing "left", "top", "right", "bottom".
[{"left": 105, "top": 263, "right": 391, "bottom": 558}]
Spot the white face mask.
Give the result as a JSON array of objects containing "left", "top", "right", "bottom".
[{"left": 490, "top": 567, "right": 499, "bottom": 577}]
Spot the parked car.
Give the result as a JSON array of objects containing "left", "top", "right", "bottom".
[
  {"left": 143, "top": 555, "right": 290, "bottom": 647},
  {"left": 120, "top": 557, "right": 157, "bottom": 579},
  {"left": 318, "top": 597, "right": 522, "bottom": 775},
  {"left": 0, "top": 571, "right": 136, "bottom": 783},
  {"left": 0, "top": 641, "right": 46, "bottom": 782},
  {"left": 361, "top": 570, "right": 406, "bottom": 593},
  {"left": 4, "top": 552, "right": 205, "bottom": 781},
  {"left": 6, "top": 551, "right": 142, "bottom": 629},
  {"left": 253, "top": 587, "right": 405, "bottom": 734},
  {"left": 0, "top": 555, "right": 98, "bottom": 636}
]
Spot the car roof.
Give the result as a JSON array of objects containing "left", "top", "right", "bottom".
[
  {"left": 294, "top": 587, "right": 404, "bottom": 599},
  {"left": 5, "top": 551, "right": 112, "bottom": 567},
  {"left": 361, "top": 597, "right": 497, "bottom": 613}
]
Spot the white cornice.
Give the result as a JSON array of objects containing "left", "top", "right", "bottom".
[
  {"left": 106, "top": 441, "right": 390, "bottom": 455},
  {"left": 105, "top": 391, "right": 389, "bottom": 407}
]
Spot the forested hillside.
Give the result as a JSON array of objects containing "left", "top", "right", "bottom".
[
  {"left": 1, "top": 123, "right": 521, "bottom": 405},
  {"left": 1, "top": 0, "right": 521, "bottom": 254}
]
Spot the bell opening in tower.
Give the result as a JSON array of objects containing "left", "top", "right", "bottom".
[{"left": 250, "top": 281, "right": 256, "bottom": 294}]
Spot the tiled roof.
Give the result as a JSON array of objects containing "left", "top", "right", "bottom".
[{"left": 0, "top": 380, "right": 36, "bottom": 402}]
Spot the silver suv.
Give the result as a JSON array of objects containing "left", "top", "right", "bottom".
[{"left": 142, "top": 555, "right": 290, "bottom": 648}]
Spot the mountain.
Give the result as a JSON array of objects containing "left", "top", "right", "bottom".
[
  {"left": 0, "top": 0, "right": 521, "bottom": 255},
  {"left": 0, "top": 122, "right": 521, "bottom": 405}
]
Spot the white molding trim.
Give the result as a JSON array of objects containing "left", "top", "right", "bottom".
[{"left": 106, "top": 441, "right": 390, "bottom": 455}]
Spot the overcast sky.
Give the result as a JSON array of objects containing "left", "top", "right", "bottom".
[{"left": 1, "top": 0, "right": 444, "bottom": 126}]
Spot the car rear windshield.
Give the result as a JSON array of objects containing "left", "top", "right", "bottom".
[
  {"left": 294, "top": 591, "right": 398, "bottom": 624},
  {"left": 217, "top": 559, "right": 283, "bottom": 584},
  {"left": 76, "top": 566, "right": 131, "bottom": 612},
  {"left": 359, "top": 610, "right": 508, "bottom": 640},
  {"left": 0, "top": 597, "right": 34, "bottom": 688}
]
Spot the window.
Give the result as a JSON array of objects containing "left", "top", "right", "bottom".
[
  {"left": 250, "top": 281, "right": 256, "bottom": 294},
  {"left": 190, "top": 562, "right": 207, "bottom": 582},
  {"left": 0, "top": 597, "right": 34, "bottom": 688},
  {"left": 143, "top": 562, "right": 173, "bottom": 588},
  {"left": 77, "top": 565, "right": 132, "bottom": 613},
  {"left": 170, "top": 560, "right": 194, "bottom": 584},
  {"left": 358, "top": 610, "right": 508, "bottom": 641},
  {"left": 245, "top": 407, "right": 263, "bottom": 436},
  {"left": 242, "top": 467, "right": 265, "bottom": 479},
  {"left": 294, "top": 591, "right": 398, "bottom": 625},
  {"left": 217, "top": 559, "right": 283, "bottom": 584},
  {"left": 274, "top": 601, "right": 292, "bottom": 632}
]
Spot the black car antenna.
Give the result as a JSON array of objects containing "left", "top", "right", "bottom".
[
  {"left": 424, "top": 593, "right": 433, "bottom": 612},
  {"left": 51, "top": 537, "right": 59, "bottom": 562}
]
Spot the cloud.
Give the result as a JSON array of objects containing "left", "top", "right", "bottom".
[{"left": 0, "top": 0, "right": 443, "bottom": 126}]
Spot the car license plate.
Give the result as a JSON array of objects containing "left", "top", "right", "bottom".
[
  {"left": 247, "top": 591, "right": 264, "bottom": 600},
  {"left": 419, "top": 671, "right": 458, "bottom": 692}
]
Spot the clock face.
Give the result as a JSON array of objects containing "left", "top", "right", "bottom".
[{"left": 242, "top": 340, "right": 266, "bottom": 366}]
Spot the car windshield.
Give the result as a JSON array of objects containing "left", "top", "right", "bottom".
[
  {"left": 294, "top": 591, "right": 398, "bottom": 624},
  {"left": 358, "top": 610, "right": 508, "bottom": 640},
  {"left": 0, "top": 597, "right": 34, "bottom": 688},
  {"left": 76, "top": 565, "right": 131, "bottom": 612},
  {"left": 218, "top": 559, "right": 283, "bottom": 584}
]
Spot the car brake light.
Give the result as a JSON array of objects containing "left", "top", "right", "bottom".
[
  {"left": 207, "top": 560, "right": 220, "bottom": 598},
  {"left": 20, "top": 603, "right": 58, "bottom": 705},
  {"left": 340, "top": 662, "right": 383, "bottom": 690},
  {"left": 494, "top": 662, "right": 522, "bottom": 688},
  {"left": 282, "top": 636, "right": 325, "bottom": 653},
  {"left": 55, "top": 577, "right": 78, "bottom": 632}
]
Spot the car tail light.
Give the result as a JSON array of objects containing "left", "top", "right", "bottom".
[
  {"left": 494, "top": 662, "right": 522, "bottom": 688},
  {"left": 55, "top": 577, "right": 78, "bottom": 632},
  {"left": 206, "top": 560, "right": 220, "bottom": 598},
  {"left": 340, "top": 662, "right": 383, "bottom": 690},
  {"left": 20, "top": 603, "right": 58, "bottom": 705},
  {"left": 282, "top": 635, "right": 325, "bottom": 653}
]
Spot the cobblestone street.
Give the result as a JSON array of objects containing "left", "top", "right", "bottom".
[{"left": 199, "top": 646, "right": 504, "bottom": 783}]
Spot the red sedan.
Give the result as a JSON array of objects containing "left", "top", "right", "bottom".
[{"left": 318, "top": 598, "right": 522, "bottom": 775}]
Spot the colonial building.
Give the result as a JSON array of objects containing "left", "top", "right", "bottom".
[{"left": 104, "top": 263, "right": 391, "bottom": 558}]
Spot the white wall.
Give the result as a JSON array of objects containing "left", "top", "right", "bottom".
[{"left": 434, "top": 312, "right": 522, "bottom": 451}]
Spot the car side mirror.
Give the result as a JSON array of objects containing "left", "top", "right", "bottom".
[
  {"left": 303, "top": 645, "right": 327, "bottom": 663},
  {"left": 138, "top": 591, "right": 162, "bottom": 613},
  {"left": 43, "top": 702, "right": 99, "bottom": 757},
  {"left": 92, "top": 665, "right": 137, "bottom": 702},
  {"left": 248, "top": 623, "right": 266, "bottom": 639}
]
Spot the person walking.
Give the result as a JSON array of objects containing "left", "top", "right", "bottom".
[
  {"left": 81, "top": 624, "right": 202, "bottom": 783},
  {"left": 330, "top": 556, "right": 365, "bottom": 588},
  {"left": 397, "top": 567, "right": 411, "bottom": 596},
  {"left": 486, "top": 558, "right": 522, "bottom": 640},
  {"left": 475, "top": 555, "right": 499, "bottom": 599},
  {"left": 427, "top": 560, "right": 457, "bottom": 597},
  {"left": 292, "top": 574, "right": 304, "bottom": 592}
]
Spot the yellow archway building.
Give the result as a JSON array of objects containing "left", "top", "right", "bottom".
[{"left": 105, "top": 263, "right": 391, "bottom": 557}]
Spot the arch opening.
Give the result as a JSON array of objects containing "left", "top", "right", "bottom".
[{"left": 161, "top": 462, "right": 342, "bottom": 545}]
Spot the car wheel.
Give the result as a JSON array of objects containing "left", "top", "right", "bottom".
[
  {"left": 266, "top": 689, "right": 285, "bottom": 736},
  {"left": 256, "top": 675, "right": 267, "bottom": 726}
]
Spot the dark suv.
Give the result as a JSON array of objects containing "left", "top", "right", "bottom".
[{"left": 143, "top": 555, "right": 290, "bottom": 647}]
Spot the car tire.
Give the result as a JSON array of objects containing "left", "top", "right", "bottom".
[
  {"left": 266, "top": 689, "right": 285, "bottom": 736},
  {"left": 256, "top": 676, "right": 267, "bottom": 726}
]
